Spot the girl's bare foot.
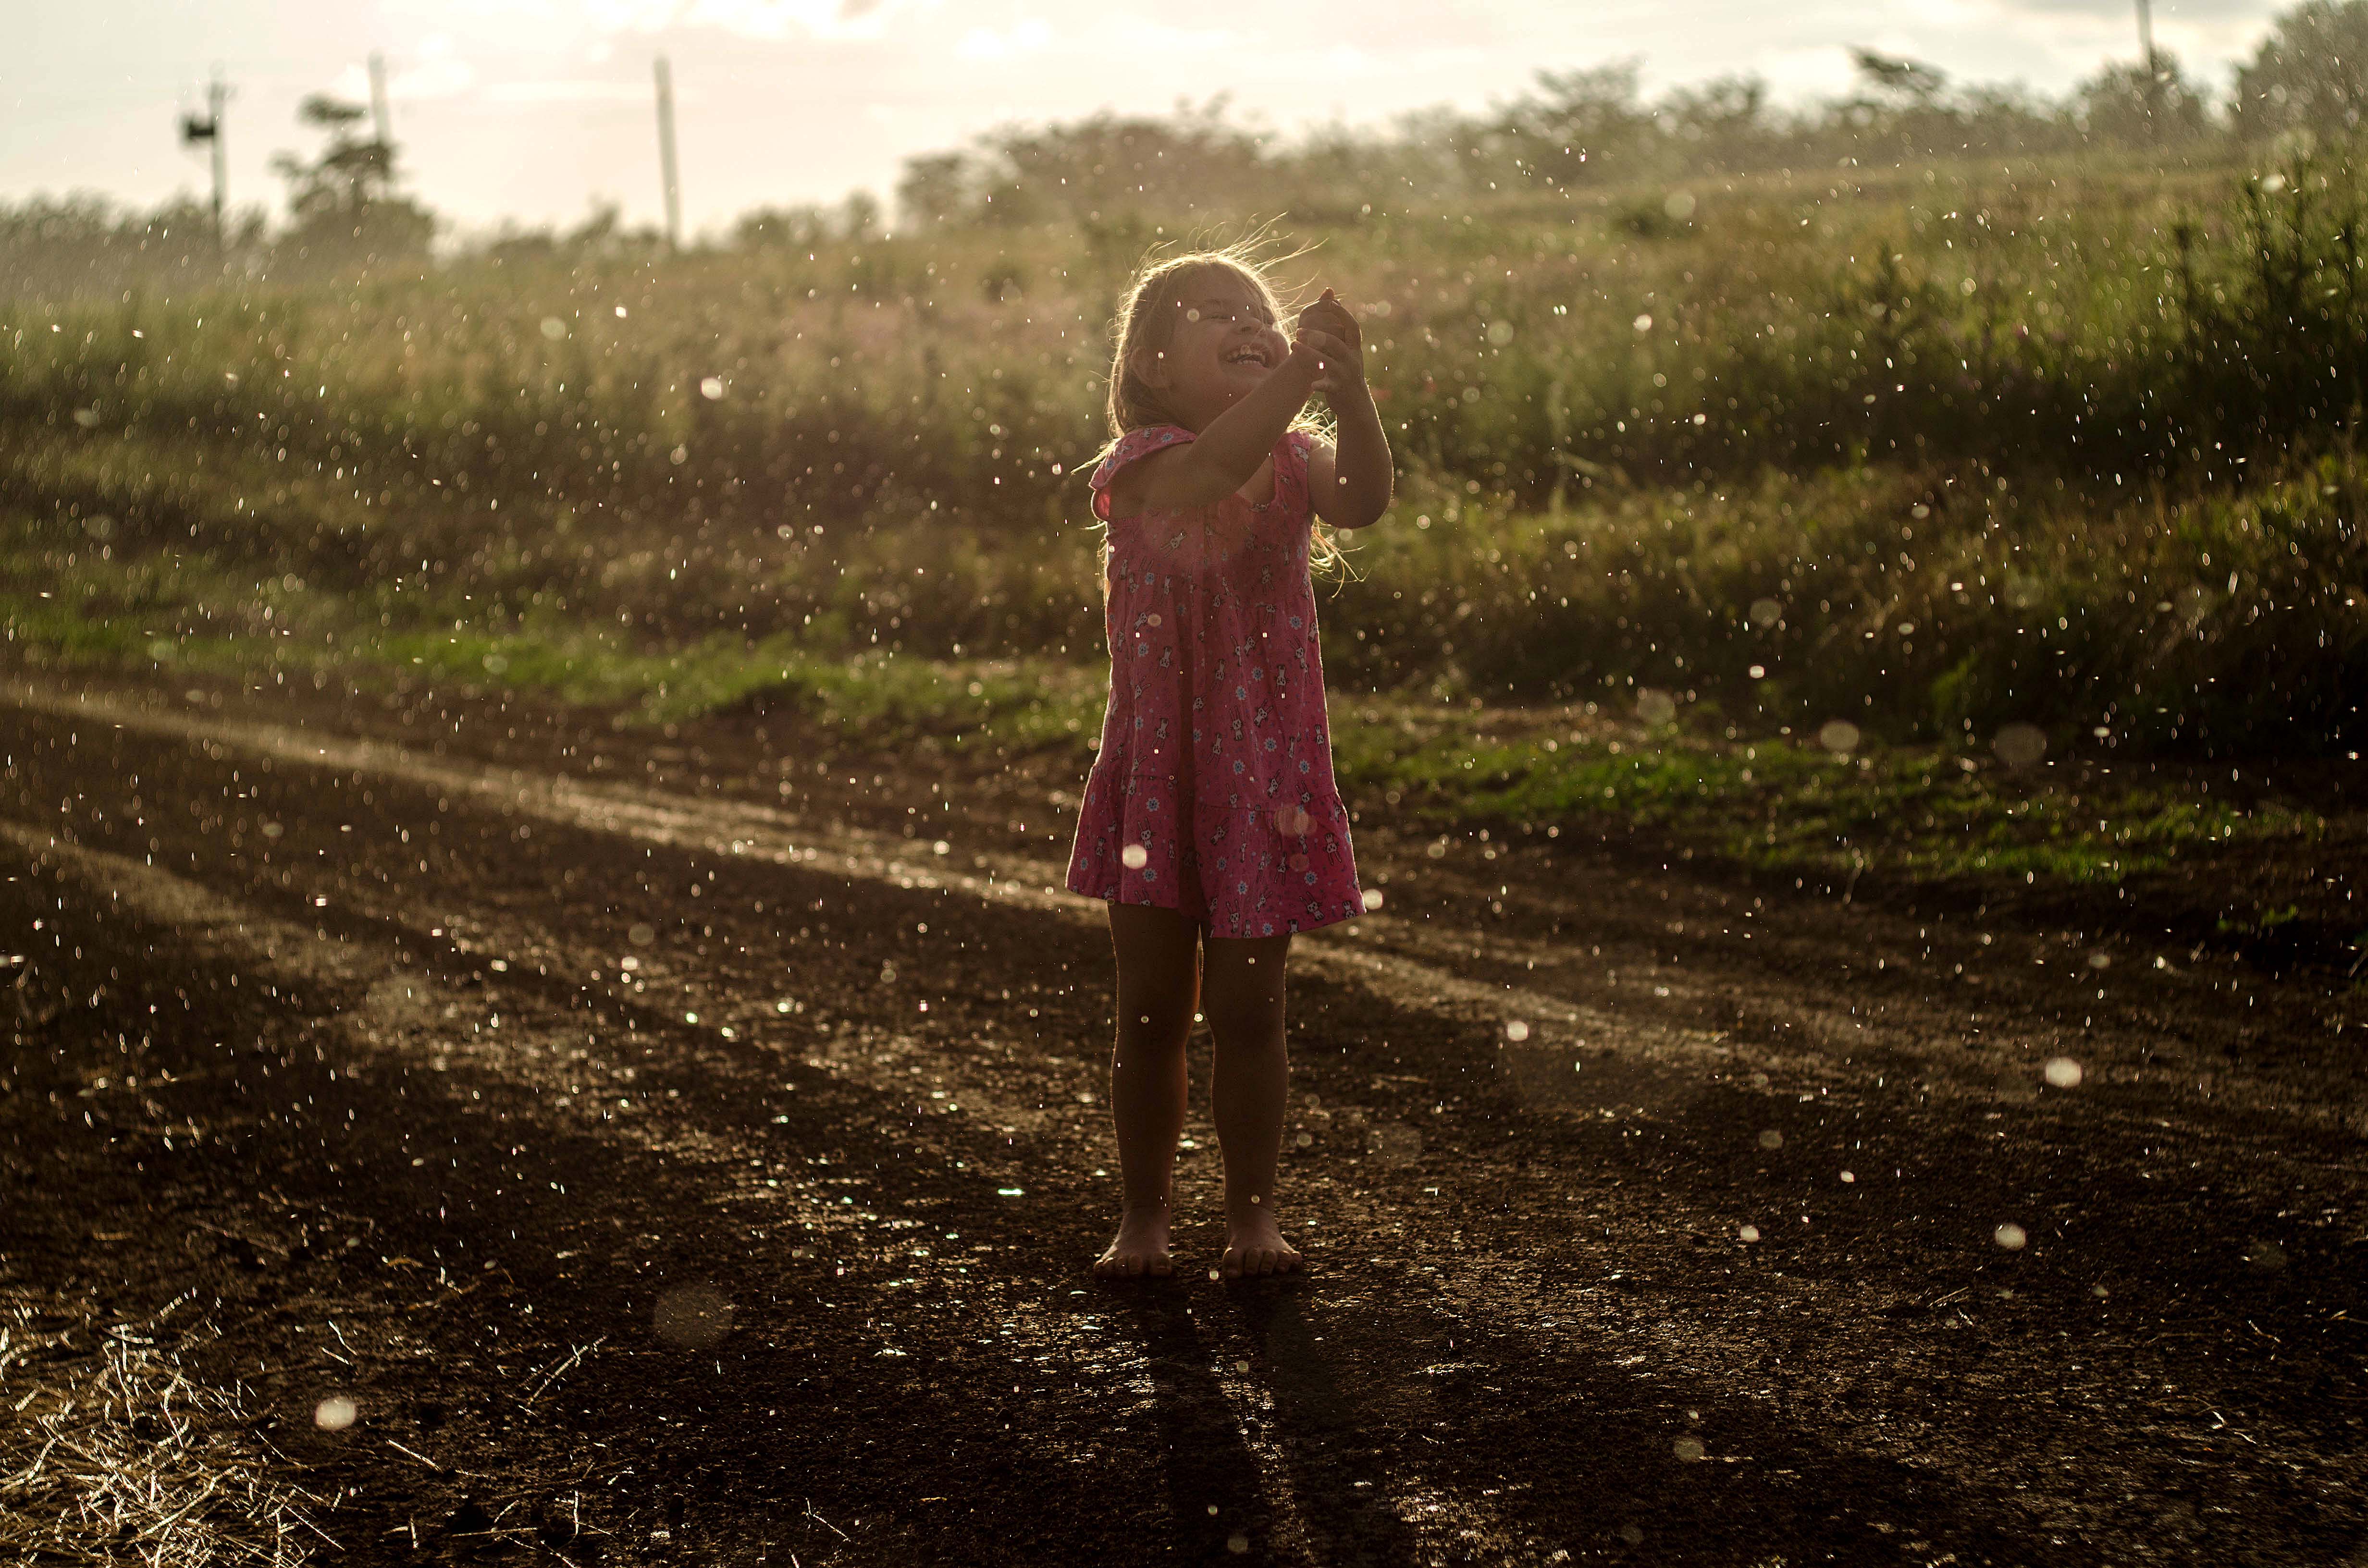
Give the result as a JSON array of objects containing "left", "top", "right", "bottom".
[
  {"left": 1221, "top": 1210, "right": 1305, "bottom": 1279},
  {"left": 1093, "top": 1204, "right": 1174, "bottom": 1279}
]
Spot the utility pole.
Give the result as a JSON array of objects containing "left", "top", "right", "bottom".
[
  {"left": 368, "top": 52, "right": 392, "bottom": 147},
  {"left": 180, "top": 68, "right": 230, "bottom": 251},
  {"left": 654, "top": 55, "right": 681, "bottom": 250},
  {"left": 2135, "top": 0, "right": 2164, "bottom": 139}
]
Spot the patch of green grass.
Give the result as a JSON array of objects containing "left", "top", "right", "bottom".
[
  {"left": 0, "top": 564, "right": 2326, "bottom": 898},
  {"left": 1332, "top": 712, "right": 2323, "bottom": 884}
]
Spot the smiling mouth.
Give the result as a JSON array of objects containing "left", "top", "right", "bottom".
[{"left": 1225, "top": 347, "right": 1272, "bottom": 368}]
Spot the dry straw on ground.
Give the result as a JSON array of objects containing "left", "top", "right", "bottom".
[{"left": 0, "top": 1286, "right": 329, "bottom": 1565}]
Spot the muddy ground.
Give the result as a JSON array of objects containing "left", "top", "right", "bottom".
[{"left": 3, "top": 674, "right": 2364, "bottom": 1567}]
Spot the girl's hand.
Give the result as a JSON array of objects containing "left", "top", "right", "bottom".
[{"left": 1291, "top": 288, "right": 1366, "bottom": 399}]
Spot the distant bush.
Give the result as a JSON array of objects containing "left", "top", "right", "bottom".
[{"left": 6, "top": 145, "right": 2368, "bottom": 756}]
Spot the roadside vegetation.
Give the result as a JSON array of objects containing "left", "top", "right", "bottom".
[{"left": 2, "top": 6, "right": 2364, "bottom": 945}]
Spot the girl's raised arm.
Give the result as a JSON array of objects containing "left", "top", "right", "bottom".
[{"left": 1128, "top": 331, "right": 1339, "bottom": 512}]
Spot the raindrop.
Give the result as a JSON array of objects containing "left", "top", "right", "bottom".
[
  {"left": 313, "top": 1396, "right": 358, "bottom": 1431},
  {"left": 1839, "top": 1170, "right": 1856, "bottom": 1183},
  {"left": 1360, "top": 888, "right": 1384, "bottom": 912},
  {"left": 2044, "top": 1057, "right": 2084, "bottom": 1089},
  {"left": 1121, "top": 844, "right": 1149, "bottom": 870},
  {"left": 1663, "top": 191, "right": 1697, "bottom": 220},
  {"left": 539, "top": 317, "right": 567, "bottom": 341},
  {"left": 72, "top": 407, "right": 103, "bottom": 429},
  {"left": 1671, "top": 1436, "right": 1706, "bottom": 1462},
  {"left": 1620, "top": 1525, "right": 1645, "bottom": 1546},
  {"left": 1485, "top": 320, "right": 1515, "bottom": 347},
  {"left": 1748, "top": 664, "right": 1766, "bottom": 679},
  {"left": 1993, "top": 723, "right": 2047, "bottom": 770},
  {"left": 699, "top": 376, "right": 726, "bottom": 400},
  {"left": 1636, "top": 688, "right": 1677, "bottom": 725},
  {"left": 1748, "top": 597, "right": 1782, "bottom": 627},
  {"left": 1295, "top": 1131, "right": 1314, "bottom": 1147},
  {"left": 1632, "top": 313, "right": 1654, "bottom": 333},
  {"left": 2087, "top": 952, "right": 2110, "bottom": 970},
  {"left": 1817, "top": 720, "right": 1860, "bottom": 754},
  {"left": 1504, "top": 1019, "right": 1531, "bottom": 1042},
  {"left": 653, "top": 1284, "right": 733, "bottom": 1349},
  {"left": 1737, "top": 1225, "right": 1761, "bottom": 1243},
  {"left": 628, "top": 923, "right": 656, "bottom": 946},
  {"left": 1227, "top": 1533, "right": 1250, "bottom": 1554},
  {"left": 932, "top": 840, "right": 950, "bottom": 856},
  {"left": 1757, "top": 1129, "right": 1784, "bottom": 1151},
  {"left": 1994, "top": 1223, "right": 2028, "bottom": 1250}
]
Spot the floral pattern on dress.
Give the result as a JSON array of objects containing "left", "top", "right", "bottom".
[{"left": 1063, "top": 424, "right": 1364, "bottom": 937}]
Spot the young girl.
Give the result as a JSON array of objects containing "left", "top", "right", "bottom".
[{"left": 1066, "top": 246, "right": 1393, "bottom": 1281}]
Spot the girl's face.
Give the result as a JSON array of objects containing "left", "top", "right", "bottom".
[{"left": 1133, "top": 269, "right": 1289, "bottom": 430}]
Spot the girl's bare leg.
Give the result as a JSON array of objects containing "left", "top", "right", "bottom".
[
  {"left": 1094, "top": 902, "right": 1202, "bottom": 1279},
  {"left": 1202, "top": 932, "right": 1303, "bottom": 1278}
]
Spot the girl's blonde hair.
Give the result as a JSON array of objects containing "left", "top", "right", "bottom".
[{"left": 1094, "top": 238, "right": 1345, "bottom": 574}]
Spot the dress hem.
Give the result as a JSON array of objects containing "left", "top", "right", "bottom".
[{"left": 1068, "top": 879, "right": 1366, "bottom": 937}]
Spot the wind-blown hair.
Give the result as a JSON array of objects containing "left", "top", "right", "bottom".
[
  {"left": 1090, "top": 237, "right": 1345, "bottom": 576},
  {"left": 1097, "top": 237, "right": 1332, "bottom": 462}
]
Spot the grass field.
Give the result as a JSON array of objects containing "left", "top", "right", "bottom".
[{"left": 2, "top": 149, "right": 2363, "bottom": 943}]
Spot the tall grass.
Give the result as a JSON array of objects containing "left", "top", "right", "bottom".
[{"left": 3, "top": 153, "right": 2364, "bottom": 754}]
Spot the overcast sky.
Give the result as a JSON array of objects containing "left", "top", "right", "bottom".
[{"left": 6, "top": 0, "right": 2289, "bottom": 240}]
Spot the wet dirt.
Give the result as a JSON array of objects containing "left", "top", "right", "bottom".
[{"left": 3, "top": 675, "right": 2364, "bottom": 1566}]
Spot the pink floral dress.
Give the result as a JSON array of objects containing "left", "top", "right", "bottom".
[{"left": 1064, "top": 424, "right": 1365, "bottom": 938}]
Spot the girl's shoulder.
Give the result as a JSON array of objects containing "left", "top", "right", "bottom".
[
  {"left": 1277, "top": 428, "right": 1325, "bottom": 507},
  {"left": 1089, "top": 425, "right": 1196, "bottom": 522}
]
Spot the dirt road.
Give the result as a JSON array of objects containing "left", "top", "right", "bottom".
[{"left": 4, "top": 678, "right": 2363, "bottom": 1566}]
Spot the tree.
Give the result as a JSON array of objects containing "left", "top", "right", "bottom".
[
  {"left": 2075, "top": 53, "right": 2212, "bottom": 146},
  {"left": 841, "top": 191, "right": 881, "bottom": 241},
  {"left": 1851, "top": 49, "right": 1948, "bottom": 104},
  {"left": 2231, "top": 0, "right": 2368, "bottom": 140},
  {"left": 1658, "top": 75, "right": 1771, "bottom": 171},
  {"left": 737, "top": 205, "right": 832, "bottom": 250},
  {"left": 1499, "top": 63, "right": 1657, "bottom": 186},
  {"left": 895, "top": 153, "right": 972, "bottom": 229},
  {"left": 269, "top": 94, "right": 433, "bottom": 259}
]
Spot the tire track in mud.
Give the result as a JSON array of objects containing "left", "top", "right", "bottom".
[
  {"left": 2, "top": 816, "right": 2041, "bottom": 1568},
  {"left": 6, "top": 694, "right": 2365, "bottom": 1564}
]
